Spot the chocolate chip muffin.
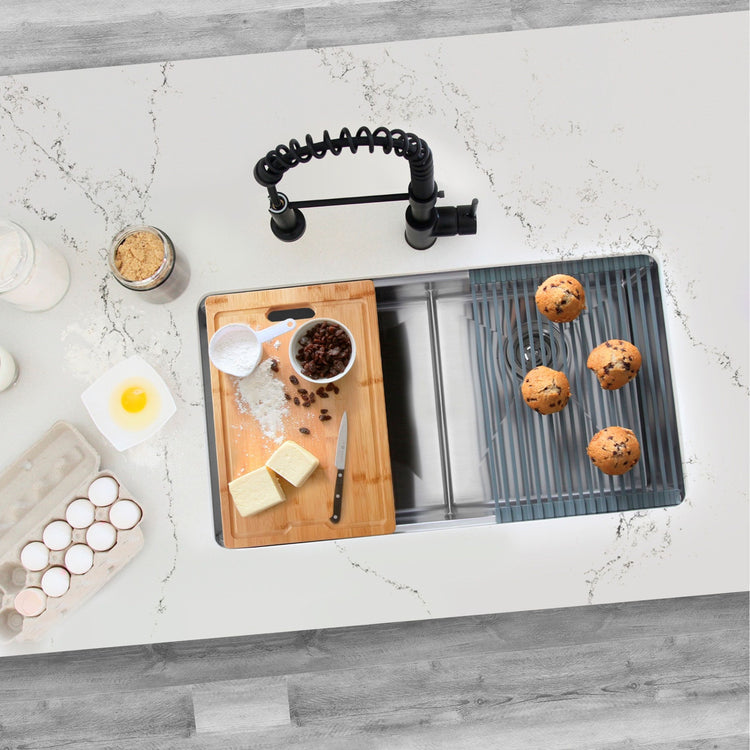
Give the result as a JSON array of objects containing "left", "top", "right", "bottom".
[
  {"left": 587, "top": 339, "right": 642, "bottom": 390},
  {"left": 535, "top": 274, "right": 586, "bottom": 323},
  {"left": 521, "top": 366, "right": 571, "bottom": 414},
  {"left": 587, "top": 426, "right": 641, "bottom": 475}
]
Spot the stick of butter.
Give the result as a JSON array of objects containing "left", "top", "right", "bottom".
[
  {"left": 228, "top": 466, "right": 286, "bottom": 517},
  {"left": 266, "top": 440, "right": 319, "bottom": 487}
]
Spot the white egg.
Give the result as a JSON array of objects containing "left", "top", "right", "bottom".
[
  {"left": 41, "top": 567, "right": 70, "bottom": 598},
  {"left": 14, "top": 587, "right": 47, "bottom": 617},
  {"left": 64, "top": 544, "right": 95, "bottom": 575},
  {"left": 66, "top": 498, "right": 96, "bottom": 528},
  {"left": 108, "top": 499, "right": 142, "bottom": 530},
  {"left": 20, "top": 541, "right": 50, "bottom": 572},
  {"left": 86, "top": 521, "right": 117, "bottom": 551},
  {"left": 42, "top": 520, "right": 73, "bottom": 551},
  {"left": 88, "top": 476, "right": 120, "bottom": 507}
]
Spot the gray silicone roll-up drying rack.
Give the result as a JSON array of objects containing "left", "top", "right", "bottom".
[
  {"left": 373, "top": 253, "right": 684, "bottom": 529},
  {"left": 468, "top": 254, "right": 684, "bottom": 523}
]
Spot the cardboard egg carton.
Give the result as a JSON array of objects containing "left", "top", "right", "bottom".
[{"left": 0, "top": 421, "right": 144, "bottom": 642}]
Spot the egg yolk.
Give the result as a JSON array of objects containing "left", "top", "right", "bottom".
[
  {"left": 121, "top": 386, "right": 148, "bottom": 413},
  {"left": 109, "top": 377, "right": 161, "bottom": 431}
]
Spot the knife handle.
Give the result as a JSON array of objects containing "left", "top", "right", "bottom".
[{"left": 330, "top": 469, "right": 344, "bottom": 523}]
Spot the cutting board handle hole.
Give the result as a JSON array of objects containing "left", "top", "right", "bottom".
[{"left": 267, "top": 307, "right": 315, "bottom": 322}]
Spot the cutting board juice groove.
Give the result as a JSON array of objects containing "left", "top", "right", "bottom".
[{"left": 204, "top": 280, "right": 395, "bottom": 548}]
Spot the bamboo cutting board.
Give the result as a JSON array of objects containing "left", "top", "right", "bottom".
[{"left": 204, "top": 280, "right": 395, "bottom": 548}]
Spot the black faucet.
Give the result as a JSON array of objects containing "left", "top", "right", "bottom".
[{"left": 253, "top": 126, "right": 478, "bottom": 250}]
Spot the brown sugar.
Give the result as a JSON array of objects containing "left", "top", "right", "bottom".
[{"left": 115, "top": 231, "right": 165, "bottom": 281}]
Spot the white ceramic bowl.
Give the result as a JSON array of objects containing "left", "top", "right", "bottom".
[{"left": 288, "top": 318, "right": 356, "bottom": 385}]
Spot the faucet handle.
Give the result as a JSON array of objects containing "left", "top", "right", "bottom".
[
  {"left": 433, "top": 198, "right": 479, "bottom": 239},
  {"left": 455, "top": 198, "right": 479, "bottom": 236}
]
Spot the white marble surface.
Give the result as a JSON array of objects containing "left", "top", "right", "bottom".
[{"left": 0, "top": 12, "right": 747, "bottom": 655}]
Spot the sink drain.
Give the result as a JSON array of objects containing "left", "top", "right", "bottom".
[{"left": 503, "top": 326, "right": 568, "bottom": 379}]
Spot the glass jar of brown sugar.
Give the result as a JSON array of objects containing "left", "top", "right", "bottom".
[{"left": 108, "top": 225, "right": 189, "bottom": 303}]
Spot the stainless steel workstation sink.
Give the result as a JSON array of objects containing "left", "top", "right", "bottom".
[
  {"left": 376, "top": 254, "right": 684, "bottom": 531},
  {"left": 200, "top": 253, "right": 684, "bottom": 541}
]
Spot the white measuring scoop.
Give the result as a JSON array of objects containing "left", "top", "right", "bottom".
[{"left": 209, "top": 318, "right": 296, "bottom": 377}]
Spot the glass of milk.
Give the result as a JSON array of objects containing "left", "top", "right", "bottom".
[{"left": 0, "top": 219, "right": 70, "bottom": 311}]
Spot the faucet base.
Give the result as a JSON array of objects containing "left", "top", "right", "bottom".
[
  {"left": 404, "top": 231, "right": 437, "bottom": 251},
  {"left": 270, "top": 209, "right": 306, "bottom": 242}
]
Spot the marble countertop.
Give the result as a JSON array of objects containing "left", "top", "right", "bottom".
[{"left": 0, "top": 12, "right": 747, "bottom": 655}]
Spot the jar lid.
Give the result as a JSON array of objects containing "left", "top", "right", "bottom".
[{"left": 0, "top": 219, "right": 34, "bottom": 294}]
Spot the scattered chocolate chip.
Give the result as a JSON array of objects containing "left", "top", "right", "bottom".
[
  {"left": 289, "top": 375, "right": 299, "bottom": 385},
  {"left": 319, "top": 414, "right": 332, "bottom": 421},
  {"left": 270, "top": 359, "right": 279, "bottom": 372},
  {"left": 299, "top": 427, "right": 310, "bottom": 435}
]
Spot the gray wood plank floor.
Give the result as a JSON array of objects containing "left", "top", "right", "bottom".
[
  {"left": 1, "top": 2, "right": 748, "bottom": 748},
  {"left": 0, "top": 592, "right": 747, "bottom": 748},
  {"left": 1, "top": 0, "right": 747, "bottom": 75}
]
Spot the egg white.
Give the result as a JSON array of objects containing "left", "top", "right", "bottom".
[{"left": 108, "top": 376, "right": 162, "bottom": 431}]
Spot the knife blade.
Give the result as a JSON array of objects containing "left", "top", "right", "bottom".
[{"left": 330, "top": 411, "right": 348, "bottom": 524}]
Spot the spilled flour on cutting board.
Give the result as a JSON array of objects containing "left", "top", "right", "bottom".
[{"left": 234, "top": 358, "right": 289, "bottom": 443}]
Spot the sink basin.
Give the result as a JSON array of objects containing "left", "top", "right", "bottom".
[
  {"left": 199, "top": 254, "right": 684, "bottom": 542},
  {"left": 375, "top": 254, "right": 684, "bottom": 531}
]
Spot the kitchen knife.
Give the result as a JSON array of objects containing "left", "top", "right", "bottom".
[{"left": 330, "top": 411, "right": 348, "bottom": 523}]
